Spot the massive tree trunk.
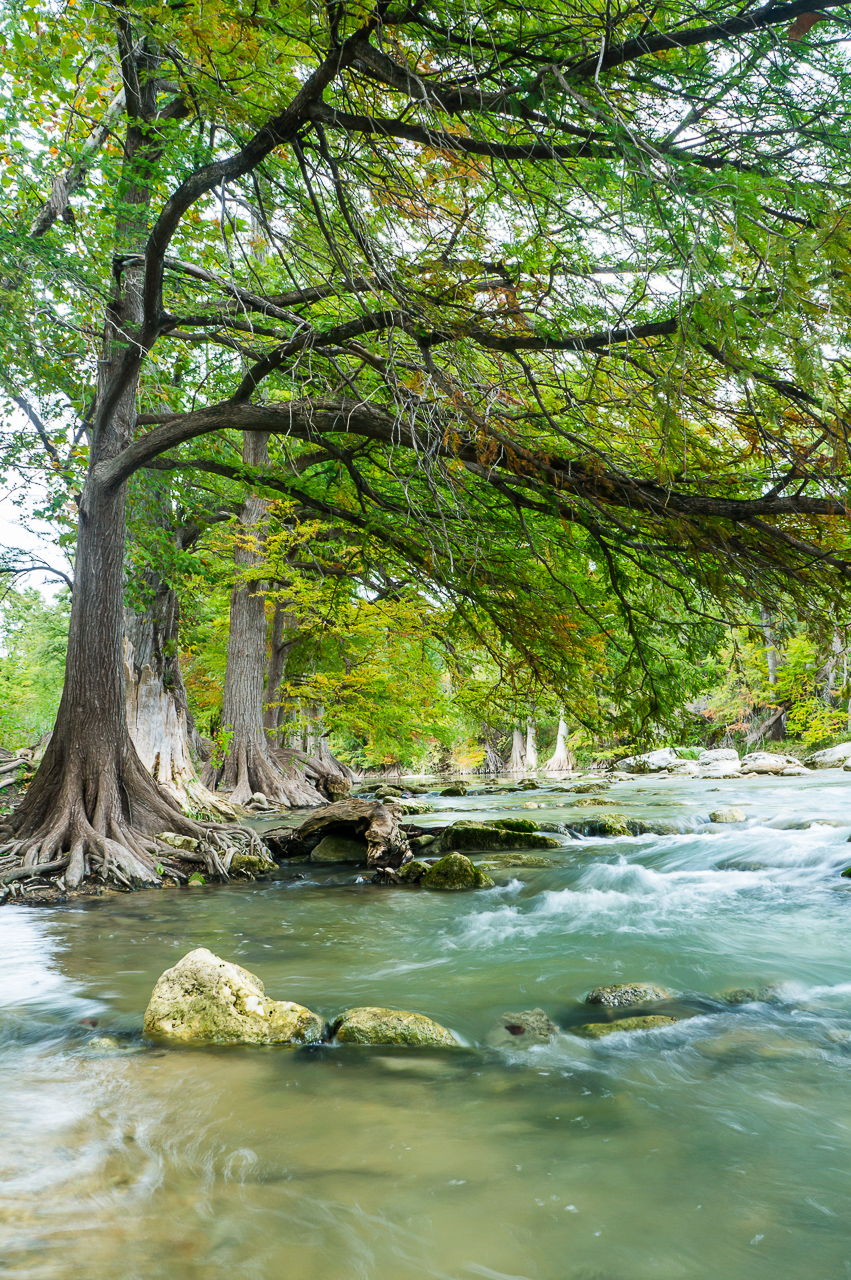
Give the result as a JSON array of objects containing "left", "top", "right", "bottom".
[
  {"left": 263, "top": 594, "right": 299, "bottom": 745},
  {"left": 203, "top": 434, "right": 324, "bottom": 808}
]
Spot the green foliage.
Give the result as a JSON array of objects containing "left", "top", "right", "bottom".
[{"left": 0, "top": 588, "right": 70, "bottom": 749}]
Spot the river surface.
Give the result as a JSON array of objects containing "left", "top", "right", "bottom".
[{"left": 3, "top": 771, "right": 851, "bottom": 1279}]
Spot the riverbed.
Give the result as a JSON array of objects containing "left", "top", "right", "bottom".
[{"left": 3, "top": 770, "right": 851, "bottom": 1279}]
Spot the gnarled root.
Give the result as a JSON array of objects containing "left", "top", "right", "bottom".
[{"left": 0, "top": 743, "right": 263, "bottom": 897}]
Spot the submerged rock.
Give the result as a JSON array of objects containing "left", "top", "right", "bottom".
[
  {"left": 421, "top": 853, "right": 495, "bottom": 890},
  {"left": 571, "top": 1015, "right": 678, "bottom": 1039},
  {"left": 568, "top": 781, "right": 611, "bottom": 794},
  {"left": 440, "top": 785, "right": 468, "bottom": 797},
  {"left": 486, "top": 1008, "right": 559, "bottom": 1049},
  {"left": 586, "top": 982, "right": 672, "bottom": 1007},
  {"left": 143, "top": 948, "right": 325, "bottom": 1045},
  {"left": 479, "top": 853, "right": 559, "bottom": 869},
  {"left": 720, "top": 985, "right": 783, "bottom": 1005},
  {"left": 331, "top": 1006, "right": 459, "bottom": 1047},
  {"left": 581, "top": 813, "right": 632, "bottom": 837},
  {"left": 309, "top": 834, "right": 369, "bottom": 863},
  {"left": 438, "top": 821, "right": 560, "bottom": 853},
  {"left": 708, "top": 807, "right": 747, "bottom": 824},
  {"left": 408, "top": 833, "right": 437, "bottom": 851},
  {"left": 487, "top": 818, "right": 540, "bottom": 833}
]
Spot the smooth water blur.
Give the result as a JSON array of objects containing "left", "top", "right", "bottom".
[{"left": 4, "top": 771, "right": 851, "bottom": 1279}]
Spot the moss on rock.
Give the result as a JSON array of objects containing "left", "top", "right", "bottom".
[
  {"left": 143, "top": 948, "right": 325, "bottom": 1045},
  {"left": 230, "top": 850, "right": 277, "bottom": 877},
  {"left": 309, "top": 834, "right": 369, "bottom": 863},
  {"left": 439, "top": 821, "right": 561, "bottom": 853},
  {"left": 571, "top": 1015, "right": 678, "bottom": 1039},
  {"left": 396, "top": 859, "right": 430, "bottom": 883},
  {"left": 421, "top": 852, "right": 495, "bottom": 890},
  {"left": 479, "top": 853, "right": 559, "bottom": 868},
  {"left": 331, "top": 1006, "right": 459, "bottom": 1047}
]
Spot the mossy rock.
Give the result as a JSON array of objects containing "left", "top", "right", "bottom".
[
  {"left": 331, "top": 1006, "right": 459, "bottom": 1047},
  {"left": 479, "top": 853, "right": 559, "bottom": 869},
  {"left": 396, "top": 859, "right": 430, "bottom": 883},
  {"left": 230, "top": 851, "right": 276, "bottom": 878},
  {"left": 157, "top": 831, "right": 199, "bottom": 852},
  {"left": 421, "top": 853, "right": 495, "bottom": 890},
  {"left": 409, "top": 833, "right": 437, "bottom": 852},
  {"left": 486, "top": 818, "right": 539, "bottom": 833},
  {"left": 585, "top": 813, "right": 632, "bottom": 837},
  {"left": 709, "top": 807, "right": 747, "bottom": 824},
  {"left": 568, "top": 782, "right": 611, "bottom": 794},
  {"left": 628, "top": 819, "right": 683, "bottom": 836},
  {"left": 439, "top": 821, "right": 560, "bottom": 853},
  {"left": 394, "top": 801, "right": 436, "bottom": 816},
  {"left": 571, "top": 1016, "right": 678, "bottom": 1039},
  {"left": 571, "top": 797, "right": 617, "bottom": 808},
  {"left": 440, "top": 785, "right": 468, "bottom": 797},
  {"left": 143, "top": 948, "right": 325, "bottom": 1045},
  {"left": 310, "top": 835, "right": 369, "bottom": 863},
  {"left": 586, "top": 982, "right": 672, "bottom": 1007}
]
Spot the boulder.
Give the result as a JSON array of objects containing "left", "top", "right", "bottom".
[
  {"left": 803, "top": 742, "right": 851, "bottom": 769},
  {"left": 577, "top": 813, "right": 632, "bottom": 837},
  {"left": 438, "top": 821, "right": 561, "bottom": 853},
  {"left": 331, "top": 1006, "right": 459, "bottom": 1047},
  {"left": 571, "top": 1015, "right": 678, "bottom": 1039},
  {"left": 586, "top": 982, "right": 672, "bottom": 1007},
  {"left": 157, "top": 831, "right": 199, "bottom": 852},
  {"left": 309, "top": 834, "right": 369, "bottom": 863},
  {"left": 698, "top": 748, "right": 740, "bottom": 766},
  {"left": 618, "top": 748, "right": 679, "bottom": 774},
  {"left": 487, "top": 818, "right": 540, "bottom": 833},
  {"left": 568, "top": 781, "right": 611, "bottom": 794},
  {"left": 143, "top": 948, "right": 325, "bottom": 1045},
  {"left": 408, "top": 833, "right": 437, "bottom": 851},
  {"left": 669, "top": 761, "right": 700, "bottom": 776},
  {"left": 486, "top": 1008, "right": 559, "bottom": 1049},
  {"left": 230, "top": 850, "right": 277, "bottom": 877},
  {"left": 740, "top": 751, "right": 807, "bottom": 775},
  {"left": 708, "top": 808, "right": 747, "bottom": 824},
  {"left": 440, "top": 785, "right": 468, "bottom": 797},
  {"left": 421, "top": 853, "right": 495, "bottom": 890},
  {"left": 721, "top": 985, "right": 782, "bottom": 1005},
  {"left": 395, "top": 858, "right": 431, "bottom": 883}
]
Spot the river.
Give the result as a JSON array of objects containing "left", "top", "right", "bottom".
[{"left": 3, "top": 770, "right": 851, "bottom": 1279}]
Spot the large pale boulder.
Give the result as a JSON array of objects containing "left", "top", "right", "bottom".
[
  {"left": 741, "top": 752, "right": 808, "bottom": 776},
  {"left": 698, "top": 748, "right": 740, "bottom": 766},
  {"left": 709, "top": 807, "right": 747, "bottom": 823},
  {"left": 805, "top": 742, "right": 851, "bottom": 769},
  {"left": 143, "top": 948, "right": 325, "bottom": 1045},
  {"left": 618, "top": 748, "right": 679, "bottom": 774},
  {"left": 331, "top": 1007, "right": 459, "bottom": 1047}
]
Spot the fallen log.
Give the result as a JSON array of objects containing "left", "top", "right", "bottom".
[{"left": 264, "top": 798, "right": 410, "bottom": 870}]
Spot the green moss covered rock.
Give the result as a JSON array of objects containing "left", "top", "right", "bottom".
[
  {"left": 421, "top": 852, "right": 494, "bottom": 889},
  {"left": 396, "top": 859, "right": 430, "bottom": 883},
  {"left": 486, "top": 1008, "right": 559, "bottom": 1049},
  {"left": 143, "top": 948, "right": 325, "bottom": 1045},
  {"left": 479, "top": 853, "right": 559, "bottom": 869},
  {"left": 331, "top": 1006, "right": 459, "bottom": 1047},
  {"left": 571, "top": 1015, "right": 678, "bottom": 1039},
  {"left": 439, "top": 821, "right": 560, "bottom": 853},
  {"left": 487, "top": 818, "right": 540, "bottom": 833},
  {"left": 230, "top": 850, "right": 277, "bottom": 877}
]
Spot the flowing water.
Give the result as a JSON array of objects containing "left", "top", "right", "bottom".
[{"left": 3, "top": 772, "right": 851, "bottom": 1279}]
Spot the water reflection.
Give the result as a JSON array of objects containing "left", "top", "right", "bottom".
[{"left": 3, "top": 772, "right": 851, "bottom": 1278}]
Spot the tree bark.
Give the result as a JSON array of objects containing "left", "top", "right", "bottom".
[
  {"left": 263, "top": 594, "right": 299, "bottom": 744},
  {"left": 508, "top": 726, "right": 526, "bottom": 773},
  {"left": 525, "top": 716, "right": 538, "bottom": 771},
  {"left": 545, "top": 714, "right": 573, "bottom": 772},
  {"left": 203, "top": 434, "right": 324, "bottom": 807}
]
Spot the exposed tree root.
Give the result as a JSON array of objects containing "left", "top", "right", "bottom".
[
  {"left": 0, "top": 738, "right": 270, "bottom": 898},
  {"left": 203, "top": 737, "right": 326, "bottom": 808}
]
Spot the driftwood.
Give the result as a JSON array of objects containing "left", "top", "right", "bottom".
[{"left": 264, "top": 798, "right": 410, "bottom": 870}]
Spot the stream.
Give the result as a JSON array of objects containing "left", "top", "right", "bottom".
[{"left": 3, "top": 771, "right": 851, "bottom": 1279}]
